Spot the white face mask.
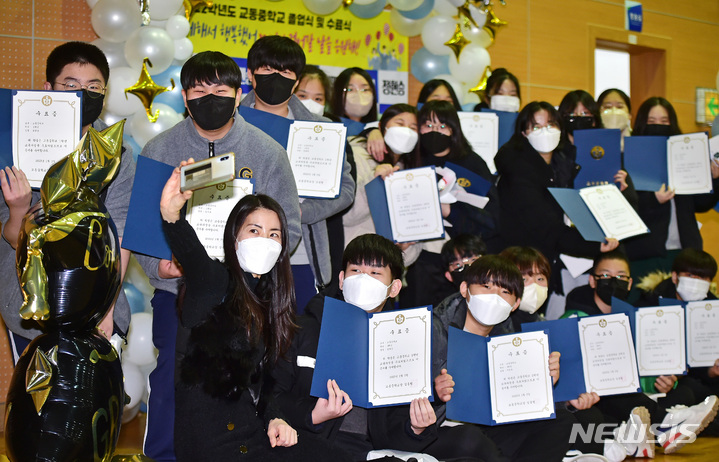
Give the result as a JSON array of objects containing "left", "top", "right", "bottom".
[
  {"left": 601, "top": 108, "right": 630, "bottom": 130},
  {"left": 300, "top": 98, "right": 325, "bottom": 116},
  {"left": 383, "top": 126, "right": 418, "bottom": 154},
  {"left": 518, "top": 283, "right": 548, "bottom": 314},
  {"left": 342, "top": 273, "right": 391, "bottom": 312},
  {"left": 466, "top": 292, "right": 514, "bottom": 326},
  {"left": 235, "top": 237, "right": 282, "bottom": 275},
  {"left": 344, "top": 92, "right": 374, "bottom": 119},
  {"left": 676, "top": 276, "right": 711, "bottom": 302},
  {"left": 526, "top": 126, "right": 561, "bottom": 153},
  {"left": 490, "top": 95, "right": 520, "bottom": 113}
]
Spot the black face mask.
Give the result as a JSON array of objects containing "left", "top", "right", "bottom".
[
  {"left": 253, "top": 72, "right": 296, "bottom": 106},
  {"left": 186, "top": 93, "right": 237, "bottom": 131},
  {"left": 641, "top": 124, "right": 672, "bottom": 137},
  {"left": 81, "top": 90, "right": 105, "bottom": 127},
  {"left": 563, "top": 115, "right": 594, "bottom": 134},
  {"left": 420, "top": 131, "right": 452, "bottom": 157},
  {"left": 595, "top": 278, "right": 630, "bottom": 306}
]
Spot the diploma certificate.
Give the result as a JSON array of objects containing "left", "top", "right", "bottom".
[
  {"left": 12, "top": 90, "right": 82, "bottom": 188},
  {"left": 579, "top": 184, "right": 648, "bottom": 240},
  {"left": 384, "top": 167, "right": 444, "bottom": 242},
  {"left": 635, "top": 305, "right": 686, "bottom": 376},
  {"left": 458, "top": 112, "right": 499, "bottom": 173},
  {"left": 578, "top": 314, "right": 640, "bottom": 396},
  {"left": 287, "top": 121, "right": 346, "bottom": 198},
  {"left": 368, "top": 308, "right": 433, "bottom": 406},
  {"left": 487, "top": 331, "right": 555, "bottom": 424},
  {"left": 667, "top": 133, "right": 713, "bottom": 195},
  {"left": 185, "top": 179, "right": 254, "bottom": 259},
  {"left": 686, "top": 300, "right": 719, "bottom": 367}
]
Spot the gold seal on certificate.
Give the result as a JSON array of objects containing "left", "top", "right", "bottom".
[
  {"left": 286, "top": 121, "right": 347, "bottom": 198},
  {"left": 12, "top": 90, "right": 82, "bottom": 188}
]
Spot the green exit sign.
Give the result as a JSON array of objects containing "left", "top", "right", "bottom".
[{"left": 696, "top": 87, "right": 719, "bottom": 124}]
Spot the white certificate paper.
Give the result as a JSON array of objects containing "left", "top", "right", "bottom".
[
  {"left": 384, "top": 167, "right": 444, "bottom": 242},
  {"left": 368, "top": 307, "right": 432, "bottom": 406},
  {"left": 458, "top": 112, "right": 499, "bottom": 173},
  {"left": 287, "top": 121, "right": 346, "bottom": 198},
  {"left": 635, "top": 305, "right": 686, "bottom": 376},
  {"left": 686, "top": 300, "right": 719, "bottom": 367},
  {"left": 487, "top": 331, "right": 554, "bottom": 424},
  {"left": 579, "top": 184, "right": 648, "bottom": 240},
  {"left": 667, "top": 133, "right": 712, "bottom": 195},
  {"left": 185, "top": 179, "right": 254, "bottom": 259},
  {"left": 12, "top": 90, "right": 82, "bottom": 188},
  {"left": 578, "top": 314, "right": 640, "bottom": 396}
]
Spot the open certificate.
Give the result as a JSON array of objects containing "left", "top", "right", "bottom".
[
  {"left": 578, "top": 184, "right": 649, "bottom": 240},
  {"left": 668, "top": 133, "right": 712, "bottom": 195},
  {"left": 12, "top": 90, "right": 82, "bottom": 187},
  {"left": 635, "top": 305, "right": 686, "bottom": 376},
  {"left": 579, "top": 314, "right": 641, "bottom": 395},
  {"left": 287, "top": 121, "right": 346, "bottom": 199},
  {"left": 447, "top": 328, "right": 555, "bottom": 425},
  {"left": 458, "top": 112, "right": 499, "bottom": 173},
  {"left": 310, "top": 298, "right": 432, "bottom": 408},
  {"left": 686, "top": 300, "right": 719, "bottom": 367},
  {"left": 185, "top": 179, "right": 254, "bottom": 260}
]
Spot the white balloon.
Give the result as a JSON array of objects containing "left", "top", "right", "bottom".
[
  {"left": 174, "top": 38, "right": 193, "bottom": 62},
  {"left": 166, "top": 15, "right": 191, "bottom": 39},
  {"left": 433, "top": 0, "right": 458, "bottom": 16},
  {"left": 390, "top": 8, "right": 428, "bottom": 37},
  {"left": 123, "top": 312, "right": 157, "bottom": 366},
  {"left": 149, "top": 19, "right": 168, "bottom": 28},
  {"left": 86, "top": 0, "right": 99, "bottom": 8},
  {"left": 354, "top": 0, "right": 377, "bottom": 4},
  {"left": 99, "top": 109, "right": 127, "bottom": 126},
  {"left": 421, "top": 16, "right": 456, "bottom": 56},
  {"left": 449, "top": 44, "right": 491, "bottom": 84},
  {"left": 92, "top": 38, "right": 129, "bottom": 69},
  {"left": 91, "top": 0, "right": 142, "bottom": 43},
  {"left": 302, "top": 0, "right": 343, "bottom": 15},
  {"left": 105, "top": 67, "right": 145, "bottom": 117},
  {"left": 124, "top": 26, "right": 176, "bottom": 75},
  {"left": 389, "top": 0, "right": 423, "bottom": 10},
  {"left": 448, "top": 0, "right": 465, "bottom": 6},
  {"left": 463, "top": 88, "right": 481, "bottom": 105},
  {"left": 434, "top": 74, "right": 465, "bottom": 103},
  {"left": 122, "top": 361, "right": 146, "bottom": 411},
  {"left": 463, "top": 22, "right": 492, "bottom": 49},
  {"left": 149, "top": 0, "right": 184, "bottom": 21},
  {"left": 128, "top": 104, "right": 184, "bottom": 147}
]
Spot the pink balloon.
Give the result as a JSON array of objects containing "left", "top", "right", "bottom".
[
  {"left": 389, "top": 32, "right": 394, "bottom": 42},
  {"left": 384, "top": 23, "right": 390, "bottom": 36},
  {"left": 365, "top": 34, "right": 371, "bottom": 46},
  {"left": 376, "top": 31, "right": 381, "bottom": 40},
  {"left": 398, "top": 43, "right": 404, "bottom": 54}
]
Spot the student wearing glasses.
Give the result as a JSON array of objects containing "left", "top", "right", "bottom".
[{"left": 330, "top": 67, "right": 377, "bottom": 124}]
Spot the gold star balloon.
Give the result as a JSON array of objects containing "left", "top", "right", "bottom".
[
  {"left": 184, "top": 0, "right": 213, "bottom": 21},
  {"left": 125, "top": 58, "right": 175, "bottom": 123},
  {"left": 483, "top": 5, "right": 508, "bottom": 41},
  {"left": 457, "top": 1, "right": 479, "bottom": 28},
  {"left": 469, "top": 66, "right": 492, "bottom": 100},
  {"left": 445, "top": 24, "right": 471, "bottom": 61},
  {"left": 26, "top": 346, "right": 57, "bottom": 414}
]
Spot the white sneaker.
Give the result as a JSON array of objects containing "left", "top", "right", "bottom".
[
  {"left": 654, "top": 395, "right": 719, "bottom": 454},
  {"left": 563, "top": 449, "right": 610, "bottom": 461},
  {"left": 605, "top": 406, "right": 654, "bottom": 461}
]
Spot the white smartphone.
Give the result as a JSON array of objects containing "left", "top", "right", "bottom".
[{"left": 180, "top": 153, "right": 235, "bottom": 192}]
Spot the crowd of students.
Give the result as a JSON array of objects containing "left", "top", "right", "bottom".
[{"left": 1, "top": 36, "right": 719, "bottom": 461}]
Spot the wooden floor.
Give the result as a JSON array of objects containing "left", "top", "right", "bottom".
[{"left": 0, "top": 413, "right": 717, "bottom": 460}]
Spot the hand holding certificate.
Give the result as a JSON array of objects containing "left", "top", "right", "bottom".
[
  {"left": 311, "top": 298, "right": 433, "bottom": 408},
  {"left": 447, "top": 328, "right": 555, "bottom": 425},
  {"left": 457, "top": 112, "right": 499, "bottom": 173}
]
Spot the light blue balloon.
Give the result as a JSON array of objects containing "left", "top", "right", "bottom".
[
  {"left": 410, "top": 47, "right": 450, "bottom": 83},
  {"left": 123, "top": 282, "right": 147, "bottom": 314},
  {"left": 153, "top": 65, "right": 186, "bottom": 114},
  {"left": 398, "top": 0, "right": 434, "bottom": 20},
  {"left": 124, "top": 134, "right": 142, "bottom": 161},
  {"left": 349, "top": 0, "right": 388, "bottom": 19}
]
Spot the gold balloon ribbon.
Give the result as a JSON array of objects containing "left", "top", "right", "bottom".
[
  {"left": 89, "top": 347, "right": 119, "bottom": 364},
  {"left": 125, "top": 58, "right": 175, "bottom": 123},
  {"left": 138, "top": 0, "right": 151, "bottom": 25},
  {"left": 445, "top": 24, "right": 471, "bottom": 60},
  {"left": 25, "top": 346, "right": 57, "bottom": 415},
  {"left": 19, "top": 212, "right": 111, "bottom": 321},
  {"left": 41, "top": 121, "right": 125, "bottom": 215},
  {"left": 457, "top": 1, "right": 478, "bottom": 29}
]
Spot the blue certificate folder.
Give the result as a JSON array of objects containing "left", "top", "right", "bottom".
[
  {"left": 623, "top": 136, "right": 668, "bottom": 192},
  {"left": 548, "top": 188, "right": 605, "bottom": 242},
  {"left": 573, "top": 129, "right": 622, "bottom": 189},
  {"left": 310, "top": 297, "right": 432, "bottom": 408},
  {"left": 121, "top": 156, "right": 174, "bottom": 260},
  {"left": 480, "top": 108, "right": 518, "bottom": 148},
  {"left": 444, "top": 161, "right": 492, "bottom": 197},
  {"left": 447, "top": 327, "right": 555, "bottom": 425}
]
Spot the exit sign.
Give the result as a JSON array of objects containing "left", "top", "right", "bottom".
[{"left": 696, "top": 87, "right": 719, "bottom": 124}]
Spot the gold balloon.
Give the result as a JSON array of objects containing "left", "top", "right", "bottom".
[
  {"left": 138, "top": 0, "right": 150, "bottom": 25},
  {"left": 184, "top": 0, "right": 213, "bottom": 21},
  {"left": 483, "top": 5, "right": 508, "bottom": 40},
  {"left": 125, "top": 58, "right": 175, "bottom": 123},
  {"left": 26, "top": 346, "right": 57, "bottom": 414},
  {"left": 343, "top": 0, "right": 354, "bottom": 6},
  {"left": 445, "top": 24, "right": 471, "bottom": 61},
  {"left": 469, "top": 65, "right": 492, "bottom": 100},
  {"left": 457, "top": 1, "right": 479, "bottom": 29},
  {"left": 112, "top": 456, "right": 157, "bottom": 462}
]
